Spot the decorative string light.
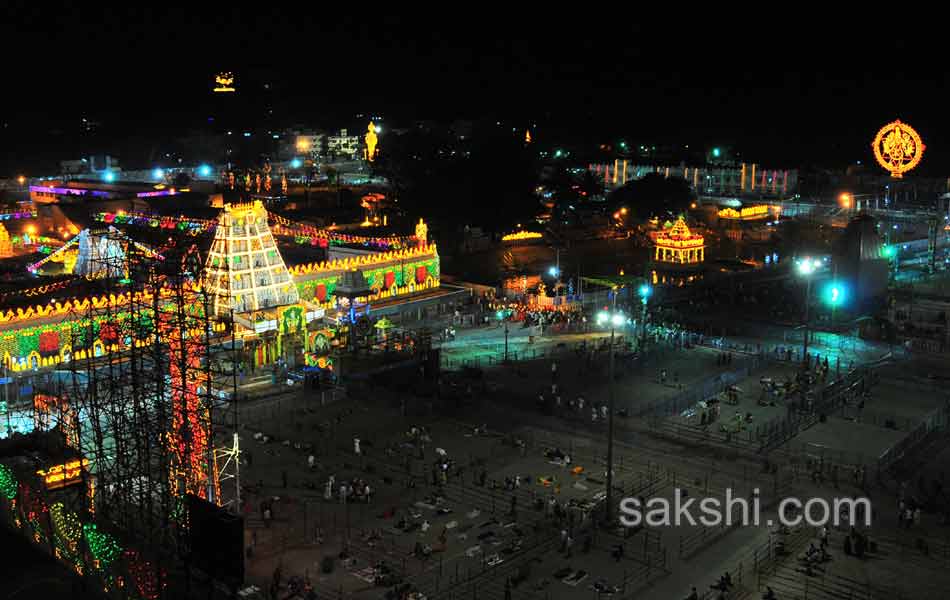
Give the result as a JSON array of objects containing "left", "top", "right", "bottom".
[
  {"left": 124, "top": 549, "right": 166, "bottom": 600},
  {"left": 83, "top": 523, "right": 123, "bottom": 568},
  {"left": 51, "top": 503, "right": 82, "bottom": 542},
  {"left": 0, "top": 464, "right": 16, "bottom": 499}
]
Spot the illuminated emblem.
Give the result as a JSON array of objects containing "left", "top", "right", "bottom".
[
  {"left": 213, "top": 72, "right": 235, "bottom": 93},
  {"left": 872, "top": 120, "right": 924, "bottom": 178}
]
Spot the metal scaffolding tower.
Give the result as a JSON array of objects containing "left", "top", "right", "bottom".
[{"left": 55, "top": 231, "right": 238, "bottom": 597}]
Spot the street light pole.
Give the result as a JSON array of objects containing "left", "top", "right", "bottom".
[
  {"left": 640, "top": 296, "right": 648, "bottom": 348},
  {"left": 504, "top": 319, "right": 509, "bottom": 363},
  {"left": 605, "top": 290, "right": 617, "bottom": 526},
  {"left": 802, "top": 274, "right": 811, "bottom": 366},
  {"left": 638, "top": 284, "right": 651, "bottom": 350},
  {"left": 797, "top": 258, "right": 820, "bottom": 367}
]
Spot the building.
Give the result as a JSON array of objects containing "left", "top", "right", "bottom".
[
  {"left": 203, "top": 201, "right": 300, "bottom": 315},
  {"left": 0, "top": 199, "right": 446, "bottom": 373},
  {"left": 29, "top": 180, "right": 180, "bottom": 205},
  {"left": 60, "top": 155, "right": 120, "bottom": 176},
  {"left": 293, "top": 133, "right": 325, "bottom": 159},
  {"left": 652, "top": 216, "right": 705, "bottom": 267},
  {"left": 590, "top": 161, "right": 798, "bottom": 199},
  {"left": 327, "top": 129, "right": 360, "bottom": 159},
  {"left": 716, "top": 205, "right": 780, "bottom": 241}
]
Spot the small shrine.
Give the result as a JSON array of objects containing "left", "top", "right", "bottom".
[{"left": 653, "top": 216, "right": 705, "bottom": 266}]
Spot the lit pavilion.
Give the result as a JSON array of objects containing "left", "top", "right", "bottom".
[{"left": 653, "top": 216, "right": 705, "bottom": 266}]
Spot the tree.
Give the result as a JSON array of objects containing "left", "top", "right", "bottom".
[
  {"left": 372, "top": 124, "right": 538, "bottom": 234},
  {"left": 173, "top": 172, "right": 191, "bottom": 188},
  {"left": 324, "top": 166, "right": 338, "bottom": 186},
  {"left": 607, "top": 173, "right": 693, "bottom": 219},
  {"left": 544, "top": 166, "right": 586, "bottom": 225}
]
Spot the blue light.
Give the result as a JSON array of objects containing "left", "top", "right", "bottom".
[
  {"left": 290, "top": 158, "right": 302, "bottom": 169},
  {"left": 712, "top": 147, "right": 721, "bottom": 157},
  {"left": 548, "top": 266, "right": 560, "bottom": 277},
  {"left": 197, "top": 164, "right": 212, "bottom": 177},
  {"left": 152, "top": 168, "right": 164, "bottom": 180},
  {"left": 102, "top": 171, "right": 115, "bottom": 183},
  {"left": 638, "top": 284, "right": 652, "bottom": 299},
  {"left": 243, "top": 132, "right": 251, "bottom": 137}
]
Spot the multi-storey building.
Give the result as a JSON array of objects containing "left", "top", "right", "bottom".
[
  {"left": 590, "top": 160, "right": 798, "bottom": 199},
  {"left": 327, "top": 129, "right": 360, "bottom": 159}
]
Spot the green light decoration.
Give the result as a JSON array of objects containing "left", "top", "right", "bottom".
[
  {"left": 0, "top": 464, "right": 16, "bottom": 499},
  {"left": 51, "top": 502, "right": 82, "bottom": 542},
  {"left": 83, "top": 523, "right": 123, "bottom": 568}
]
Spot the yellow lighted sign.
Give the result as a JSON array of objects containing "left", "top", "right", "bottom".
[
  {"left": 872, "top": 119, "right": 924, "bottom": 179},
  {"left": 718, "top": 205, "right": 770, "bottom": 220},
  {"left": 502, "top": 230, "right": 543, "bottom": 241},
  {"left": 37, "top": 458, "right": 89, "bottom": 490},
  {"left": 214, "top": 72, "right": 236, "bottom": 93}
]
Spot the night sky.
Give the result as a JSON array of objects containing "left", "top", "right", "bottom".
[{"left": 1, "top": 8, "right": 948, "bottom": 175}]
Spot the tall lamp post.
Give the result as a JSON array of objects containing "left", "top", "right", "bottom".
[
  {"left": 882, "top": 244, "right": 898, "bottom": 279},
  {"left": 549, "top": 262, "right": 561, "bottom": 299},
  {"left": 826, "top": 282, "right": 844, "bottom": 329},
  {"left": 796, "top": 258, "right": 821, "bottom": 367},
  {"left": 496, "top": 309, "right": 510, "bottom": 363},
  {"left": 638, "top": 284, "right": 652, "bottom": 349},
  {"left": 598, "top": 292, "right": 625, "bottom": 525}
]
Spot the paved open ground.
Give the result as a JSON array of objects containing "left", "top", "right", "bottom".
[{"left": 223, "top": 318, "right": 950, "bottom": 600}]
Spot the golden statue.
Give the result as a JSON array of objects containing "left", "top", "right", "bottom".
[
  {"left": 255, "top": 173, "right": 261, "bottom": 193},
  {"left": 265, "top": 174, "right": 272, "bottom": 194},
  {"left": 244, "top": 172, "right": 251, "bottom": 190},
  {"left": 525, "top": 130, "right": 532, "bottom": 144},
  {"left": 281, "top": 174, "right": 288, "bottom": 196},
  {"left": 228, "top": 172, "right": 235, "bottom": 190},
  {"left": 415, "top": 218, "right": 428, "bottom": 248},
  {"left": 364, "top": 122, "right": 378, "bottom": 162}
]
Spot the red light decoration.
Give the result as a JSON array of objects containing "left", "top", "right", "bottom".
[
  {"left": 124, "top": 549, "right": 166, "bottom": 600},
  {"left": 165, "top": 320, "right": 217, "bottom": 503}
]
